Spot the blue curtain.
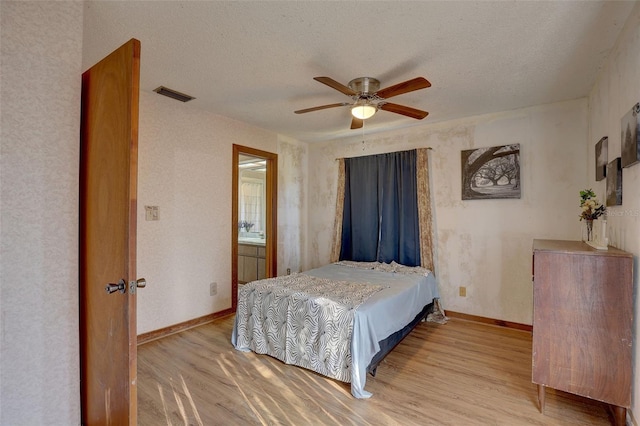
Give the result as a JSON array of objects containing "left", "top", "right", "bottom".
[{"left": 340, "top": 150, "right": 420, "bottom": 266}]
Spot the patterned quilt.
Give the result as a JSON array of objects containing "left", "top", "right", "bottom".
[{"left": 234, "top": 273, "right": 385, "bottom": 383}]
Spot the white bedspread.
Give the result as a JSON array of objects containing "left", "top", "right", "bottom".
[{"left": 232, "top": 262, "right": 439, "bottom": 398}]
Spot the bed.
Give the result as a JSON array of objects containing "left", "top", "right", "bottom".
[{"left": 231, "top": 261, "right": 440, "bottom": 398}]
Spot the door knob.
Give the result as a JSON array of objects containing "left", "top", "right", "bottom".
[
  {"left": 105, "top": 279, "right": 126, "bottom": 294},
  {"left": 128, "top": 278, "right": 147, "bottom": 294},
  {"left": 106, "top": 278, "right": 147, "bottom": 294}
]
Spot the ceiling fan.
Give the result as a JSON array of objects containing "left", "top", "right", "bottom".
[{"left": 294, "top": 76, "right": 431, "bottom": 129}]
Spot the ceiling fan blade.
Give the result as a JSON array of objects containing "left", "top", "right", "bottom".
[
  {"left": 375, "top": 77, "right": 431, "bottom": 99},
  {"left": 294, "top": 102, "right": 350, "bottom": 114},
  {"left": 314, "top": 77, "right": 357, "bottom": 96},
  {"left": 350, "top": 117, "right": 363, "bottom": 129},
  {"left": 379, "top": 102, "right": 429, "bottom": 120}
]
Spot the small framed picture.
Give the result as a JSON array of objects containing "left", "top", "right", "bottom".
[
  {"left": 606, "top": 157, "right": 622, "bottom": 206},
  {"left": 621, "top": 102, "right": 640, "bottom": 168},
  {"left": 595, "top": 136, "right": 607, "bottom": 181}
]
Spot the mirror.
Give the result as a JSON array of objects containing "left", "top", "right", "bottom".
[
  {"left": 232, "top": 145, "right": 277, "bottom": 309},
  {"left": 238, "top": 154, "right": 266, "bottom": 244}
]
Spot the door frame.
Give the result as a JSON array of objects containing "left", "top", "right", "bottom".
[{"left": 232, "top": 144, "right": 277, "bottom": 309}]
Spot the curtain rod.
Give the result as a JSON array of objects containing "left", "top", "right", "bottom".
[{"left": 335, "top": 147, "right": 433, "bottom": 161}]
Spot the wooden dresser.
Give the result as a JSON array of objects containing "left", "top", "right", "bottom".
[{"left": 532, "top": 239, "right": 633, "bottom": 426}]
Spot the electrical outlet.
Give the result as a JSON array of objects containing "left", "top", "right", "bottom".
[
  {"left": 287, "top": 268, "right": 291, "bottom": 275},
  {"left": 459, "top": 286, "right": 466, "bottom": 297},
  {"left": 210, "top": 282, "right": 217, "bottom": 296}
]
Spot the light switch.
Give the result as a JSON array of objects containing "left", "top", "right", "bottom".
[{"left": 145, "top": 205, "right": 159, "bottom": 221}]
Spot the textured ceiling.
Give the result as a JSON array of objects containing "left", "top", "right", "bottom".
[{"left": 82, "top": 1, "right": 636, "bottom": 142}]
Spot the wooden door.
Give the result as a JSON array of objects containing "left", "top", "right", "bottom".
[{"left": 80, "top": 38, "right": 141, "bottom": 425}]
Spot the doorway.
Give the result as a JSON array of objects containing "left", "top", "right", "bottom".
[{"left": 231, "top": 144, "right": 277, "bottom": 309}]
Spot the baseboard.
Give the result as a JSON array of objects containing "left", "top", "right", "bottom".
[
  {"left": 137, "top": 308, "right": 235, "bottom": 345},
  {"left": 138, "top": 309, "right": 531, "bottom": 344},
  {"left": 444, "top": 310, "right": 532, "bottom": 332}
]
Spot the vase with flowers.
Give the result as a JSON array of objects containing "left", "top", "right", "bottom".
[{"left": 579, "top": 189, "right": 605, "bottom": 241}]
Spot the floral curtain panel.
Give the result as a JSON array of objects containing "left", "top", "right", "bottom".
[
  {"left": 330, "top": 159, "right": 346, "bottom": 263},
  {"left": 416, "top": 148, "right": 434, "bottom": 271}
]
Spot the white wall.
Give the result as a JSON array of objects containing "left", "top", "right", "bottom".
[
  {"left": 307, "top": 99, "right": 588, "bottom": 325},
  {"left": 588, "top": 2, "right": 640, "bottom": 420},
  {"left": 136, "top": 93, "right": 307, "bottom": 335},
  {"left": 277, "top": 136, "right": 308, "bottom": 275},
  {"left": 0, "top": 1, "right": 83, "bottom": 424},
  {"left": 136, "top": 91, "right": 284, "bottom": 334}
]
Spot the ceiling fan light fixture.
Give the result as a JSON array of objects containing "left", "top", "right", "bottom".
[
  {"left": 351, "top": 102, "right": 377, "bottom": 120},
  {"left": 295, "top": 76, "right": 430, "bottom": 128}
]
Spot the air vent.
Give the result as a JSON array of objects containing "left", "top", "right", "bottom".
[{"left": 153, "top": 86, "right": 195, "bottom": 102}]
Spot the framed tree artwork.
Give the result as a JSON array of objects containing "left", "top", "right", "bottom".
[
  {"left": 606, "top": 157, "right": 622, "bottom": 206},
  {"left": 621, "top": 102, "right": 640, "bottom": 168},
  {"left": 461, "top": 144, "right": 520, "bottom": 200},
  {"left": 595, "top": 136, "right": 607, "bottom": 181}
]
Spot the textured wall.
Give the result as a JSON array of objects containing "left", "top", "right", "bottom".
[
  {"left": 1, "top": 1, "right": 634, "bottom": 421},
  {"left": 0, "top": 1, "right": 83, "bottom": 424},
  {"left": 307, "top": 99, "right": 588, "bottom": 325},
  {"left": 277, "top": 136, "right": 307, "bottom": 275},
  {"left": 136, "top": 91, "right": 284, "bottom": 334},
  {"left": 588, "top": 2, "right": 640, "bottom": 419}
]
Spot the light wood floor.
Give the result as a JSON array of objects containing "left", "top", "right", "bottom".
[{"left": 138, "top": 316, "right": 613, "bottom": 425}]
